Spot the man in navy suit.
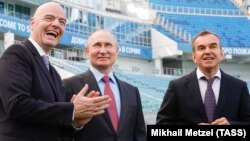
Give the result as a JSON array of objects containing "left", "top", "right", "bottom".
[
  {"left": 0, "top": 2, "right": 110, "bottom": 141},
  {"left": 157, "top": 30, "right": 250, "bottom": 125},
  {"left": 63, "top": 30, "right": 146, "bottom": 141}
]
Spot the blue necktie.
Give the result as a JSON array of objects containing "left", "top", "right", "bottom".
[
  {"left": 203, "top": 77, "right": 217, "bottom": 123},
  {"left": 42, "top": 55, "right": 50, "bottom": 71}
]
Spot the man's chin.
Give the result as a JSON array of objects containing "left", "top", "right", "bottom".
[
  {"left": 45, "top": 38, "right": 58, "bottom": 46},
  {"left": 45, "top": 42, "right": 57, "bottom": 48},
  {"left": 96, "top": 64, "right": 110, "bottom": 69},
  {"left": 97, "top": 61, "right": 109, "bottom": 65},
  {"left": 204, "top": 66, "right": 216, "bottom": 71}
]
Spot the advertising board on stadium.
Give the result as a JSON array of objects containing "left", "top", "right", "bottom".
[
  {"left": 223, "top": 47, "right": 250, "bottom": 56},
  {"left": 0, "top": 15, "right": 152, "bottom": 60}
]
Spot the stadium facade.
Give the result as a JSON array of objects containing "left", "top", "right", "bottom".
[{"left": 0, "top": 0, "right": 250, "bottom": 124}]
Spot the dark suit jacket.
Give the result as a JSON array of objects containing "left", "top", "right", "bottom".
[
  {"left": 156, "top": 69, "right": 250, "bottom": 125},
  {"left": 63, "top": 70, "right": 146, "bottom": 141},
  {"left": 0, "top": 39, "right": 74, "bottom": 141}
]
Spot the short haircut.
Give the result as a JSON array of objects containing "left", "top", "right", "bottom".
[{"left": 191, "top": 30, "right": 221, "bottom": 52}]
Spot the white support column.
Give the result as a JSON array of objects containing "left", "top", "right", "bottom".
[
  {"left": 4, "top": 32, "right": 14, "bottom": 50},
  {"left": 154, "top": 58, "right": 162, "bottom": 74}
]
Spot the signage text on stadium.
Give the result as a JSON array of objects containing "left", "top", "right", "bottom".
[
  {"left": 223, "top": 47, "right": 250, "bottom": 55},
  {"left": 0, "top": 15, "right": 152, "bottom": 60},
  {"left": 120, "top": 46, "right": 141, "bottom": 55},
  {"left": 0, "top": 17, "right": 30, "bottom": 33},
  {"left": 71, "top": 36, "right": 86, "bottom": 46}
]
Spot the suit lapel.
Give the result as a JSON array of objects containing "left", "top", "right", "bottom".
[
  {"left": 81, "top": 70, "right": 100, "bottom": 95},
  {"left": 23, "top": 39, "right": 59, "bottom": 101},
  {"left": 214, "top": 71, "right": 231, "bottom": 118},
  {"left": 49, "top": 66, "right": 63, "bottom": 101},
  {"left": 114, "top": 76, "right": 128, "bottom": 133},
  {"left": 83, "top": 70, "right": 115, "bottom": 132},
  {"left": 186, "top": 70, "right": 207, "bottom": 120},
  {"left": 35, "top": 56, "right": 57, "bottom": 91}
]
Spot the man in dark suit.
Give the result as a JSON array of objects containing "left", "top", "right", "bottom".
[
  {"left": 0, "top": 2, "right": 110, "bottom": 141},
  {"left": 63, "top": 30, "right": 146, "bottom": 141},
  {"left": 156, "top": 30, "right": 250, "bottom": 125}
]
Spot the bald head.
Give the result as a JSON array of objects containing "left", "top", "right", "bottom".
[
  {"left": 86, "top": 30, "right": 118, "bottom": 48},
  {"left": 33, "top": 2, "right": 65, "bottom": 18},
  {"left": 85, "top": 30, "right": 119, "bottom": 74},
  {"left": 29, "top": 2, "right": 66, "bottom": 53}
]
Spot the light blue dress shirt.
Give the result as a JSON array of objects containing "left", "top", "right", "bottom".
[{"left": 90, "top": 66, "right": 121, "bottom": 118}]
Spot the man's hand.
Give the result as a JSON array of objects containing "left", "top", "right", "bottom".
[
  {"left": 72, "top": 84, "right": 111, "bottom": 119},
  {"left": 211, "top": 117, "right": 230, "bottom": 125}
]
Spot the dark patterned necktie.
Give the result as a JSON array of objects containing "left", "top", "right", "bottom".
[
  {"left": 203, "top": 77, "right": 217, "bottom": 123},
  {"left": 102, "top": 76, "right": 118, "bottom": 132},
  {"left": 42, "top": 55, "right": 50, "bottom": 71}
]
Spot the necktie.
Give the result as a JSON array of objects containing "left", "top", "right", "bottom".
[
  {"left": 102, "top": 76, "right": 119, "bottom": 132},
  {"left": 42, "top": 55, "right": 50, "bottom": 71},
  {"left": 203, "top": 77, "right": 217, "bottom": 123}
]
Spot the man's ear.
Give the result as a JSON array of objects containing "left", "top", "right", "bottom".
[
  {"left": 85, "top": 47, "right": 90, "bottom": 58},
  {"left": 220, "top": 48, "right": 224, "bottom": 61},
  {"left": 192, "top": 53, "right": 196, "bottom": 64},
  {"left": 30, "top": 18, "right": 35, "bottom": 31}
]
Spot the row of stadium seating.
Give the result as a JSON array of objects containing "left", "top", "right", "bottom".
[
  {"left": 66, "top": 21, "right": 151, "bottom": 47},
  {"left": 155, "top": 13, "right": 250, "bottom": 48},
  {"left": 50, "top": 57, "right": 250, "bottom": 114},
  {"left": 50, "top": 57, "right": 168, "bottom": 113},
  {"left": 150, "top": 0, "right": 239, "bottom": 9}
]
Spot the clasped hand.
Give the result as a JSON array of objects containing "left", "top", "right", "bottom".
[{"left": 72, "top": 84, "right": 111, "bottom": 127}]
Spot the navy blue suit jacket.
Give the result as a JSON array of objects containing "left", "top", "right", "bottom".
[
  {"left": 63, "top": 70, "right": 146, "bottom": 141},
  {"left": 156, "top": 69, "right": 250, "bottom": 125},
  {"left": 0, "top": 39, "right": 74, "bottom": 141}
]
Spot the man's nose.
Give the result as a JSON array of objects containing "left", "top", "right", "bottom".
[
  {"left": 51, "top": 19, "right": 61, "bottom": 27},
  {"left": 204, "top": 46, "right": 212, "bottom": 54},
  {"left": 99, "top": 46, "right": 107, "bottom": 53}
]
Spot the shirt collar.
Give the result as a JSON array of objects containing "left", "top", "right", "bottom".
[
  {"left": 90, "top": 65, "right": 116, "bottom": 84},
  {"left": 28, "top": 38, "right": 47, "bottom": 56},
  {"left": 196, "top": 67, "right": 221, "bottom": 80}
]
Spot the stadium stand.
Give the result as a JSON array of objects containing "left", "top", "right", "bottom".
[
  {"left": 150, "top": 0, "right": 241, "bottom": 9},
  {"left": 1, "top": 0, "right": 250, "bottom": 124},
  {"left": 49, "top": 56, "right": 250, "bottom": 124}
]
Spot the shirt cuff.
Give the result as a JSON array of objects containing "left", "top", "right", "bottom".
[{"left": 72, "top": 123, "right": 84, "bottom": 130}]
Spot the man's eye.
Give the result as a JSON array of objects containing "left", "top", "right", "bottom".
[
  {"left": 45, "top": 16, "right": 53, "bottom": 21},
  {"left": 211, "top": 45, "right": 217, "bottom": 48},
  {"left": 197, "top": 47, "right": 204, "bottom": 51},
  {"left": 93, "top": 44, "right": 101, "bottom": 48},
  {"left": 60, "top": 20, "right": 66, "bottom": 26}
]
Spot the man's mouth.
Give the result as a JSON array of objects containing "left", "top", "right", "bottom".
[{"left": 46, "top": 31, "right": 58, "bottom": 38}]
